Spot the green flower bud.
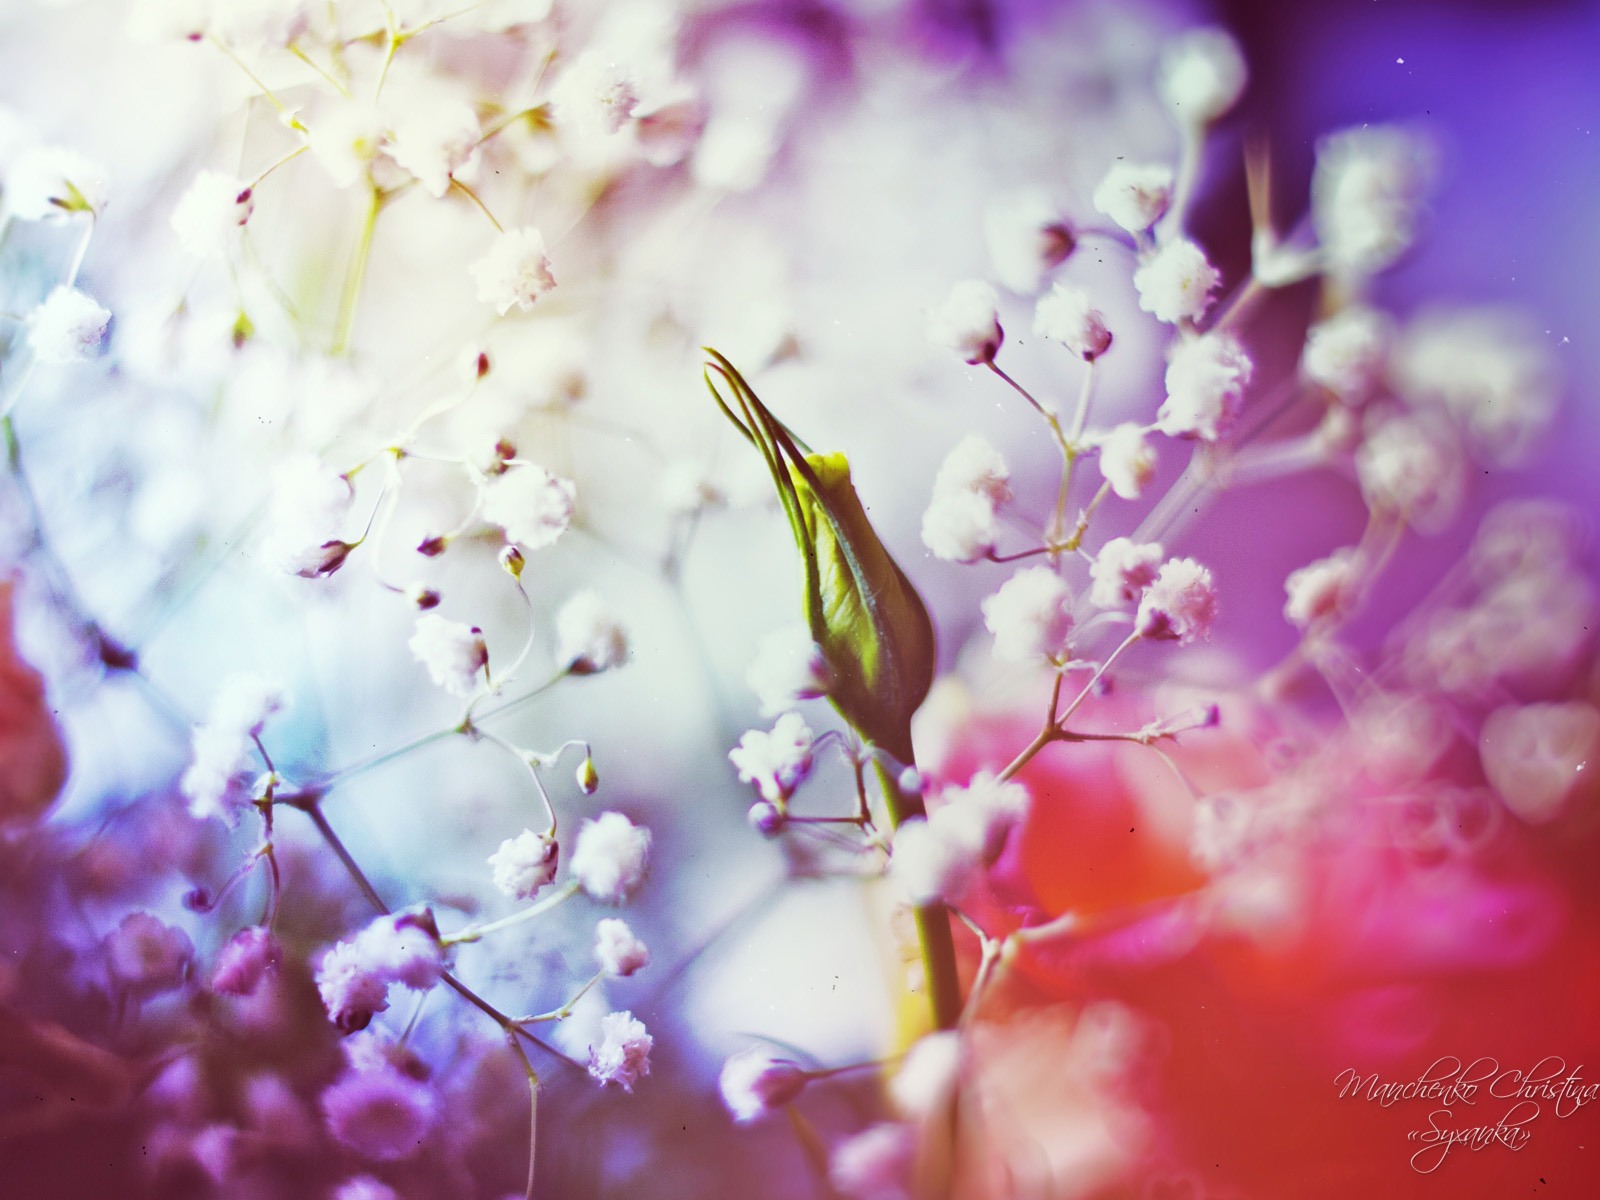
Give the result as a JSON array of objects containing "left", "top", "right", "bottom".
[{"left": 705, "top": 351, "right": 935, "bottom": 764}]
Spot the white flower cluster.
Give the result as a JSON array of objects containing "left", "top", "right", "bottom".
[
  {"left": 890, "top": 773, "right": 1030, "bottom": 906},
  {"left": 180, "top": 672, "right": 285, "bottom": 824},
  {"left": 921, "top": 435, "right": 1012, "bottom": 563},
  {"left": 315, "top": 911, "right": 444, "bottom": 1033}
]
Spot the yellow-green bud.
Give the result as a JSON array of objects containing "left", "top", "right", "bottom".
[{"left": 705, "top": 351, "right": 935, "bottom": 764}]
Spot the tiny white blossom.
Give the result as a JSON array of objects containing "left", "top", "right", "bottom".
[
  {"left": 471, "top": 227, "right": 556, "bottom": 315},
  {"left": 719, "top": 1047, "right": 808, "bottom": 1122},
  {"left": 891, "top": 774, "right": 1027, "bottom": 905},
  {"left": 931, "top": 435, "right": 1011, "bottom": 507},
  {"left": 889, "top": 818, "right": 975, "bottom": 907},
  {"left": 557, "top": 591, "right": 629, "bottom": 673},
  {"left": 1303, "top": 306, "right": 1391, "bottom": 402},
  {"left": 587, "top": 1011, "right": 652, "bottom": 1091},
  {"left": 1092, "top": 162, "right": 1174, "bottom": 233},
  {"left": 635, "top": 90, "right": 706, "bottom": 168},
  {"left": 921, "top": 490, "right": 1000, "bottom": 564},
  {"left": 408, "top": 614, "right": 487, "bottom": 697},
  {"left": 1089, "top": 537, "right": 1165, "bottom": 610},
  {"left": 551, "top": 51, "right": 641, "bottom": 141},
  {"left": 570, "top": 812, "right": 651, "bottom": 904},
  {"left": 728, "top": 712, "right": 814, "bottom": 803},
  {"left": 26, "top": 286, "right": 110, "bottom": 363},
  {"left": 488, "top": 829, "right": 559, "bottom": 901},
  {"left": 308, "top": 100, "right": 385, "bottom": 189},
  {"left": 1283, "top": 548, "right": 1359, "bottom": 630},
  {"left": 747, "top": 625, "right": 829, "bottom": 716},
  {"left": 261, "top": 455, "right": 354, "bottom": 576},
  {"left": 984, "top": 189, "right": 1074, "bottom": 294},
  {"left": 1133, "top": 238, "right": 1220, "bottom": 325},
  {"left": 594, "top": 918, "right": 650, "bottom": 978},
  {"left": 315, "top": 912, "right": 442, "bottom": 1033},
  {"left": 1391, "top": 306, "right": 1557, "bottom": 465},
  {"left": 927, "top": 280, "right": 1002, "bottom": 365},
  {"left": 1157, "top": 27, "right": 1247, "bottom": 125},
  {"left": 981, "top": 566, "right": 1075, "bottom": 662},
  {"left": 482, "top": 464, "right": 575, "bottom": 550},
  {"left": 1480, "top": 703, "right": 1600, "bottom": 825},
  {"left": 180, "top": 673, "right": 285, "bottom": 824},
  {"left": 1312, "top": 125, "right": 1434, "bottom": 277},
  {"left": 1355, "top": 410, "right": 1464, "bottom": 530},
  {"left": 1137, "top": 557, "right": 1218, "bottom": 643},
  {"left": 1032, "top": 283, "right": 1112, "bottom": 360},
  {"left": 385, "top": 95, "right": 481, "bottom": 198},
  {"left": 1096, "top": 423, "right": 1157, "bottom": 500},
  {"left": 1158, "top": 333, "right": 1253, "bottom": 441},
  {"left": 171, "top": 171, "right": 254, "bottom": 257},
  {"left": 5, "top": 146, "right": 107, "bottom": 218}
]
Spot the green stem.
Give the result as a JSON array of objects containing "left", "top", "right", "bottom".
[
  {"left": 332, "top": 182, "right": 382, "bottom": 355},
  {"left": 874, "top": 759, "right": 961, "bottom": 1032}
]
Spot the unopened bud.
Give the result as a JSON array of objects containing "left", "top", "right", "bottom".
[
  {"left": 417, "top": 535, "right": 448, "bottom": 558},
  {"left": 296, "top": 540, "right": 354, "bottom": 579},
  {"left": 576, "top": 756, "right": 599, "bottom": 795},
  {"left": 499, "top": 545, "right": 525, "bottom": 579},
  {"left": 406, "top": 583, "right": 441, "bottom": 611},
  {"left": 747, "top": 801, "right": 786, "bottom": 837}
]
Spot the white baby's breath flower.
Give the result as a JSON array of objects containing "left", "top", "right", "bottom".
[
  {"left": 551, "top": 51, "right": 641, "bottom": 142},
  {"left": 1283, "top": 548, "right": 1359, "bottom": 629},
  {"left": 385, "top": 94, "right": 481, "bottom": 198},
  {"left": 927, "top": 280, "right": 1003, "bottom": 365},
  {"left": 556, "top": 591, "right": 629, "bottom": 673},
  {"left": 931, "top": 435, "right": 1012, "bottom": 507},
  {"left": 1088, "top": 537, "right": 1165, "bottom": 610},
  {"left": 1158, "top": 333, "right": 1253, "bottom": 441},
  {"left": 180, "top": 673, "right": 286, "bottom": 825},
  {"left": 408, "top": 614, "right": 487, "bottom": 697},
  {"left": 487, "top": 829, "right": 558, "bottom": 901},
  {"left": 1302, "top": 306, "right": 1390, "bottom": 402},
  {"left": 1157, "top": 27, "right": 1247, "bottom": 125},
  {"left": 1391, "top": 306, "right": 1558, "bottom": 465},
  {"left": 728, "top": 712, "right": 815, "bottom": 803},
  {"left": 1092, "top": 162, "right": 1174, "bottom": 233},
  {"left": 1355, "top": 410, "right": 1464, "bottom": 530},
  {"left": 308, "top": 100, "right": 385, "bottom": 189},
  {"left": 1096, "top": 423, "right": 1157, "bottom": 500},
  {"left": 635, "top": 89, "right": 706, "bottom": 168},
  {"left": 889, "top": 1032, "right": 962, "bottom": 1119},
  {"left": 587, "top": 1011, "right": 652, "bottom": 1091},
  {"left": 1312, "top": 125, "right": 1435, "bottom": 277},
  {"left": 260, "top": 455, "right": 354, "bottom": 576},
  {"left": 921, "top": 492, "right": 999, "bottom": 564},
  {"left": 1480, "top": 703, "right": 1600, "bottom": 825},
  {"left": 719, "top": 1048, "right": 808, "bottom": 1122},
  {"left": 1032, "top": 283, "right": 1111, "bottom": 360},
  {"left": 594, "top": 918, "right": 650, "bottom": 978},
  {"left": 482, "top": 464, "right": 575, "bottom": 550},
  {"left": 26, "top": 286, "right": 110, "bottom": 363},
  {"left": 570, "top": 812, "right": 650, "bottom": 904},
  {"left": 981, "top": 567, "right": 1074, "bottom": 663},
  {"left": 891, "top": 774, "right": 1028, "bottom": 906},
  {"left": 747, "top": 625, "right": 829, "bottom": 716},
  {"left": 5, "top": 145, "right": 107, "bottom": 218},
  {"left": 171, "top": 170, "right": 254, "bottom": 257},
  {"left": 984, "top": 189, "right": 1075, "bottom": 295},
  {"left": 1137, "top": 557, "right": 1218, "bottom": 643},
  {"left": 470, "top": 227, "right": 556, "bottom": 314},
  {"left": 1133, "top": 238, "right": 1220, "bottom": 325},
  {"left": 830, "top": 1123, "right": 915, "bottom": 1199}
]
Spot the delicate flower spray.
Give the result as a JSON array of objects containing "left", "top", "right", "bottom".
[
  {"left": 0, "top": 5, "right": 1586, "bottom": 1199},
  {"left": 702, "top": 23, "right": 1581, "bottom": 1200}
]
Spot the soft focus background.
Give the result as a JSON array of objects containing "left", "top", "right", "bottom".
[{"left": 0, "top": 0, "right": 1597, "bottom": 1197}]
